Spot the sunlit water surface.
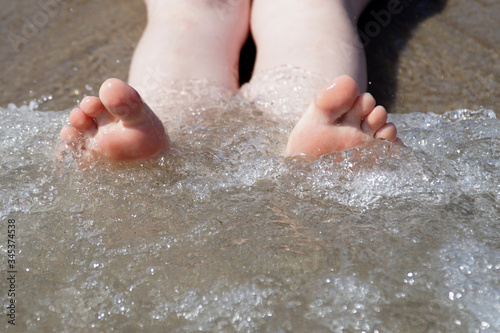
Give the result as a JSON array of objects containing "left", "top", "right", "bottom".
[{"left": 0, "top": 93, "right": 499, "bottom": 332}]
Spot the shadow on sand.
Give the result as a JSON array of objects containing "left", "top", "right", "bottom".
[{"left": 362, "top": 0, "right": 447, "bottom": 110}]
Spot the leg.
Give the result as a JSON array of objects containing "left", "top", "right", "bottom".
[
  {"left": 251, "top": 0, "right": 369, "bottom": 91},
  {"left": 129, "top": 0, "right": 251, "bottom": 101},
  {"left": 59, "top": 0, "right": 251, "bottom": 162},
  {"left": 250, "top": 0, "right": 401, "bottom": 160}
]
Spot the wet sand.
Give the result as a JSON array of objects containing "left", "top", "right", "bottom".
[{"left": 1, "top": 0, "right": 498, "bottom": 115}]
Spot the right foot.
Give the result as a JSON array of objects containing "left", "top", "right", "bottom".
[
  {"left": 59, "top": 78, "right": 170, "bottom": 162},
  {"left": 285, "top": 75, "right": 402, "bottom": 161}
]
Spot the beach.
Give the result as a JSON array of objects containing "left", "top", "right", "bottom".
[
  {"left": 1, "top": 1, "right": 499, "bottom": 331},
  {"left": 1, "top": 0, "right": 498, "bottom": 114}
]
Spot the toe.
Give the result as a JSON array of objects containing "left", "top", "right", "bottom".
[
  {"left": 343, "top": 93, "right": 376, "bottom": 126},
  {"left": 69, "top": 108, "right": 97, "bottom": 134},
  {"left": 57, "top": 125, "right": 84, "bottom": 159},
  {"left": 313, "top": 75, "right": 359, "bottom": 123},
  {"left": 80, "top": 96, "right": 116, "bottom": 125},
  {"left": 361, "top": 105, "right": 388, "bottom": 136},
  {"left": 375, "top": 122, "right": 398, "bottom": 142},
  {"left": 60, "top": 125, "right": 83, "bottom": 145},
  {"left": 99, "top": 78, "right": 146, "bottom": 125}
]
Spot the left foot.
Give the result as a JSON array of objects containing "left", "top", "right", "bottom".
[{"left": 285, "top": 75, "right": 401, "bottom": 161}]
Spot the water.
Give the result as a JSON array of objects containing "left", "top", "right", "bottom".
[{"left": 0, "top": 95, "right": 499, "bottom": 332}]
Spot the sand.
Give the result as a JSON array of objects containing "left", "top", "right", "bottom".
[{"left": 1, "top": 0, "right": 498, "bottom": 115}]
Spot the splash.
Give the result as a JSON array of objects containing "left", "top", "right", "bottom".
[{"left": 0, "top": 100, "right": 498, "bottom": 332}]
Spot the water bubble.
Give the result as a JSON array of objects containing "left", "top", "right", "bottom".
[
  {"left": 481, "top": 322, "right": 490, "bottom": 329},
  {"left": 2, "top": 98, "right": 498, "bottom": 331}
]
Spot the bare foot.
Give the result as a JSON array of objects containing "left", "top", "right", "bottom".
[
  {"left": 59, "top": 78, "right": 170, "bottom": 162},
  {"left": 285, "top": 75, "right": 402, "bottom": 161}
]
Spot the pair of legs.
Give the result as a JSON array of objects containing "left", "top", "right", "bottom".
[{"left": 60, "top": 0, "right": 399, "bottom": 162}]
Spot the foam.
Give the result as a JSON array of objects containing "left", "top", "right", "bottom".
[{"left": 0, "top": 98, "right": 498, "bottom": 331}]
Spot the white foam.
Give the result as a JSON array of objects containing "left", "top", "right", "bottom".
[{"left": 0, "top": 100, "right": 498, "bottom": 331}]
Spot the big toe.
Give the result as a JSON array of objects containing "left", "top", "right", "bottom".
[
  {"left": 99, "top": 78, "right": 147, "bottom": 125},
  {"left": 312, "top": 75, "right": 359, "bottom": 123}
]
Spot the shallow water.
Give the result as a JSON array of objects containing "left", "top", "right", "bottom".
[{"left": 0, "top": 96, "right": 499, "bottom": 332}]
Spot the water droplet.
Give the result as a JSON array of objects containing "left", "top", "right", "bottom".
[{"left": 480, "top": 321, "right": 490, "bottom": 329}]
